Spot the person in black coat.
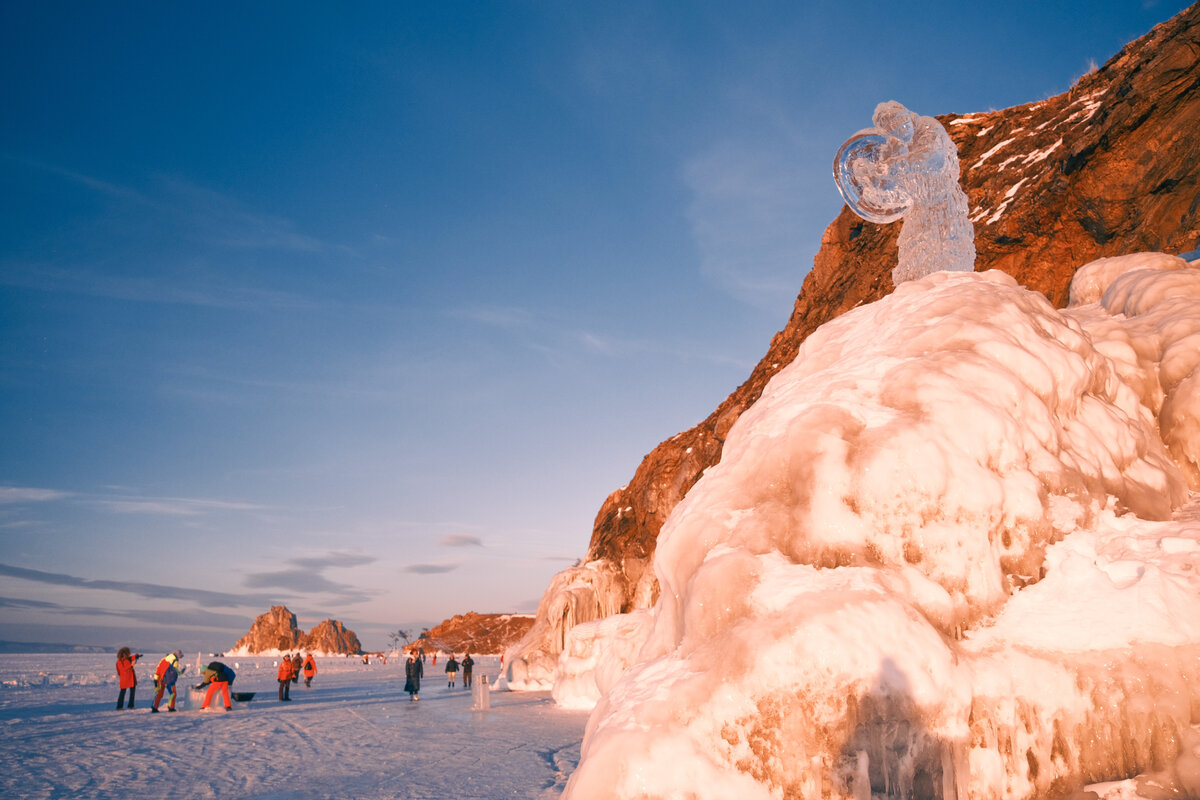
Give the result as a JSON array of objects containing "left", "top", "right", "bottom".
[
  {"left": 461, "top": 653, "right": 474, "bottom": 689},
  {"left": 404, "top": 652, "right": 423, "bottom": 701}
]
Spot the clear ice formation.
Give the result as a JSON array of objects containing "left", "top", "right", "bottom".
[{"left": 834, "top": 101, "right": 976, "bottom": 284}]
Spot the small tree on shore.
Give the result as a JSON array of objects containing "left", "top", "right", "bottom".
[{"left": 387, "top": 629, "right": 411, "bottom": 651}]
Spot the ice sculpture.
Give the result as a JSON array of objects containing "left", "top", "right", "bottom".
[{"left": 834, "top": 101, "right": 976, "bottom": 284}]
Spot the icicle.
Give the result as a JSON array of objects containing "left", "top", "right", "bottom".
[
  {"left": 941, "top": 743, "right": 958, "bottom": 800},
  {"left": 854, "top": 750, "right": 871, "bottom": 800}
]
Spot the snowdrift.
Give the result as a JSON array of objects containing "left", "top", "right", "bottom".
[{"left": 560, "top": 255, "right": 1200, "bottom": 799}]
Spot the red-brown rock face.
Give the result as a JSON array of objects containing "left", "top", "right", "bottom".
[
  {"left": 513, "top": 4, "right": 1200, "bottom": 672},
  {"left": 230, "top": 605, "right": 362, "bottom": 655},
  {"left": 417, "top": 612, "right": 534, "bottom": 656},
  {"left": 231, "top": 605, "right": 302, "bottom": 653},
  {"left": 300, "top": 619, "right": 363, "bottom": 656}
]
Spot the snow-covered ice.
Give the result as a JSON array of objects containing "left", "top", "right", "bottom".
[
  {"left": 0, "top": 653, "right": 586, "bottom": 799},
  {"left": 553, "top": 254, "right": 1200, "bottom": 799}
]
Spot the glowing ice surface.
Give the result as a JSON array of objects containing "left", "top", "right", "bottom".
[
  {"left": 559, "top": 255, "right": 1200, "bottom": 800},
  {"left": 835, "top": 101, "right": 977, "bottom": 284}
]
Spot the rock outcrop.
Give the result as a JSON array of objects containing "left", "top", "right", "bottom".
[
  {"left": 414, "top": 612, "right": 534, "bottom": 656},
  {"left": 300, "top": 619, "right": 362, "bottom": 655},
  {"left": 230, "top": 605, "right": 302, "bottom": 654},
  {"left": 229, "top": 605, "right": 362, "bottom": 655},
  {"left": 508, "top": 3, "right": 1200, "bottom": 682}
]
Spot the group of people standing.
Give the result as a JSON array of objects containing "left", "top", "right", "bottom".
[
  {"left": 119, "top": 646, "right": 482, "bottom": 711},
  {"left": 443, "top": 653, "right": 474, "bottom": 688},
  {"left": 115, "top": 648, "right": 237, "bottom": 712},
  {"left": 115, "top": 647, "right": 318, "bottom": 712},
  {"left": 401, "top": 650, "right": 476, "bottom": 702},
  {"left": 277, "top": 652, "right": 318, "bottom": 701}
]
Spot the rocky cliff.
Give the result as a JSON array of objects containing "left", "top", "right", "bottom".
[
  {"left": 228, "top": 605, "right": 363, "bottom": 655},
  {"left": 416, "top": 612, "right": 534, "bottom": 656},
  {"left": 508, "top": 3, "right": 1200, "bottom": 684}
]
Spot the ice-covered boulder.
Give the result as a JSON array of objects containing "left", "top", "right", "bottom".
[
  {"left": 562, "top": 256, "right": 1200, "bottom": 799},
  {"left": 502, "top": 560, "right": 629, "bottom": 691}
]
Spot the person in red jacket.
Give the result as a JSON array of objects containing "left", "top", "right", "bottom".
[
  {"left": 302, "top": 653, "right": 317, "bottom": 688},
  {"left": 277, "top": 655, "right": 294, "bottom": 701},
  {"left": 115, "top": 647, "right": 141, "bottom": 710}
]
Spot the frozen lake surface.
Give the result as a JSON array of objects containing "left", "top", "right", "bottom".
[{"left": 0, "top": 653, "right": 587, "bottom": 799}]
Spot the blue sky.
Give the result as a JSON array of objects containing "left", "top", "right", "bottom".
[{"left": 1, "top": 1, "right": 1189, "bottom": 653}]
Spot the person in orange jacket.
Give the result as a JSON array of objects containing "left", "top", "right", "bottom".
[
  {"left": 302, "top": 653, "right": 317, "bottom": 687},
  {"left": 277, "top": 654, "right": 294, "bottom": 701},
  {"left": 115, "top": 647, "right": 141, "bottom": 710},
  {"left": 198, "top": 661, "right": 235, "bottom": 711}
]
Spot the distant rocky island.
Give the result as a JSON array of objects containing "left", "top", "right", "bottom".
[
  {"left": 0, "top": 641, "right": 111, "bottom": 654},
  {"left": 227, "top": 605, "right": 362, "bottom": 655}
]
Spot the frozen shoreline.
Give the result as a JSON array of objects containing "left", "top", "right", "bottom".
[{"left": 0, "top": 653, "right": 587, "bottom": 800}]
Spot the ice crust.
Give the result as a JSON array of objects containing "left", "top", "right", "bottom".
[
  {"left": 835, "top": 101, "right": 977, "bottom": 285},
  {"left": 503, "top": 559, "right": 631, "bottom": 691},
  {"left": 559, "top": 255, "right": 1200, "bottom": 799}
]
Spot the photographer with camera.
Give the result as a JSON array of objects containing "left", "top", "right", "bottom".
[{"left": 115, "top": 647, "right": 142, "bottom": 710}]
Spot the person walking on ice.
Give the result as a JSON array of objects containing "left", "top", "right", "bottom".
[
  {"left": 462, "top": 653, "right": 474, "bottom": 689},
  {"left": 277, "top": 655, "right": 294, "bottom": 701},
  {"left": 404, "top": 652, "right": 423, "bottom": 701},
  {"left": 302, "top": 653, "right": 317, "bottom": 687},
  {"left": 445, "top": 654, "right": 459, "bottom": 688}
]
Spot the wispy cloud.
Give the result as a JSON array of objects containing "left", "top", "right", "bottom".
[
  {"left": 449, "top": 304, "right": 537, "bottom": 331},
  {"left": 0, "top": 159, "right": 342, "bottom": 310},
  {"left": 14, "top": 157, "right": 145, "bottom": 202},
  {"left": 1, "top": 486, "right": 276, "bottom": 521},
  {"left": 0, "top": 563, "right": 274, "bottom": 608},
  {"left": 0, "top": 595, "right": 250, "bottom": 629},
  {"left": 439, "top": 534, "right": 483, "bottom": 548},
  {"left": 451, "top": 304, "right": 748, "bottom": 371},
  {"left": 95, "top": 495, "right": 269, "bottom": 517},
  {"left": 0, "top": 595, "right": 63, "bottom": 610},
  {"left": 19, "top": 158, "right": 331, "bottom": 255},
  {"left": 0, "top": 262, "right": 320, "bottom": 312},
  {"left": 403, "top": 563, "right": 458, "bottom": 575},
  {"left": 158, "top": 176, "right": 330, "bottom": 253},
  {"left": 0, "top": 486, "right": 71, "bottom": 504},
  {"left": 682, "top": 139, "right": 820, "bottom": 309},
  {"left": 243, "top": 552, "right": 375, "bottom": 604},
  {"left": 287, "top": 552, "right": 375, "bottom": 570}
]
